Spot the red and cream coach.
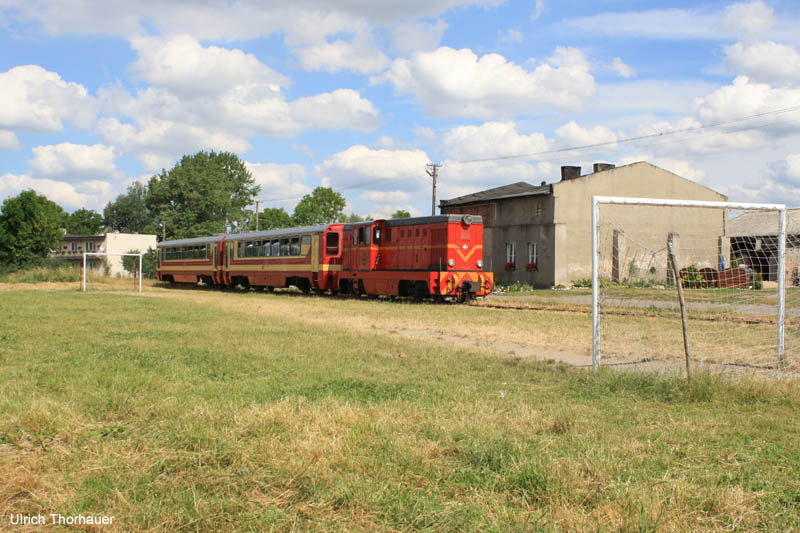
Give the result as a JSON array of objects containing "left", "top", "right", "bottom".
[{"left": 156, "top": 214, "right": 492, "bottom": 302}]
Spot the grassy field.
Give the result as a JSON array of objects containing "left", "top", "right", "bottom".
[{"left": 1, "top": 285, "right": 799, "bottom": 531}]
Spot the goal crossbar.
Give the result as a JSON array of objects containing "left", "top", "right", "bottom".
[
  {"left": 82, "top": 252, "right": 143, "bottom": 293},
  {"left": 591, "top": 196, "right": 788, "bottom": 371}
]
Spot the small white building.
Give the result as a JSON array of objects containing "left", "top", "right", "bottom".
[{"left": 51, "top": 231, "right": 158, "bottom": 277}]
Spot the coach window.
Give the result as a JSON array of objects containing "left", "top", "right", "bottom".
[
  {"left": 300, "top": 235, "right": 312, "bottom": 255},
  {"left": 270, "top": 240, "right": 279, "bottom": 256},
  {"left": 326, "top": 232, "right": 339, "bottom": 255},
  {"left": 290, "top": 237, "right": 300, "bottom": 255},
  {"left": 279, "top": 239, "right": 289, "bottom": 256}
]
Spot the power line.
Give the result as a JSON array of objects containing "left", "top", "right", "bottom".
[
  {"left": 450, "top": 105, "right": 800, "bottom": 166},
  {"left": 256, "top": 105, "right": 800, "bottom": 204}
]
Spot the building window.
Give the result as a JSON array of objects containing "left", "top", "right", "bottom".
[
  {"left": 86, "top": 241, "right": 96, "bottom": 251},
  {"left": 505, "top": 242, "right": 516, "bottom": 270},
  {"left": 527, "top": 242, "right": 538, "bottom": 271}
]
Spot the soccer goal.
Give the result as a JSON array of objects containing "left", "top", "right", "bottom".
[
  {"left": 82, "top": 252, "right": 143, "bottom": 293},
  {"left": 591, "top": 196, "right": 792, "bottom": 374}
]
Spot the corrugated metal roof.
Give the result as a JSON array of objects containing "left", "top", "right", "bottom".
[
  {"left": 439, "top": 181, "right": 550, "bottom": 207},
  {"left": 728, "top": 208, "right": 800, "bottom": 236}
]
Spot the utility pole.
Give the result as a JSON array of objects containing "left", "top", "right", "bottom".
[
  {"left": 255, "top": 200, "right": 261, "bottom": 231},
  {"left": 426, "top": 163, "right": 440, "bottom": 216},
  {"left": 160, "top": 222, "right": 165, "bottom": 241}
]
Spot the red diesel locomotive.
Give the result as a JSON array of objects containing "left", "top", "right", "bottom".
[{"left": 156, "top": 215, "right": 493, "bottom": 301}]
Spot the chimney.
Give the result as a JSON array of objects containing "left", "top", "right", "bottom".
[
  {"left": 593, "top": 163, "right": 616, "bottom": 173},
  {"left": 560, "top": 166, "right": 581, "bottom": 181}
]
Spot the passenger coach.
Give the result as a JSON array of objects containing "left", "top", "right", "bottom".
[{"left": 156, "top": 215, "right": 492, "bottom": 301}]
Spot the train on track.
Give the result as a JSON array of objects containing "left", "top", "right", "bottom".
[{"left": 156, "top": 215, "right": 493, "bottom": 302}]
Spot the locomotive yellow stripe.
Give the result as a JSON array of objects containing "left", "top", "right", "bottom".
[{"left": 161, "top": 264, "right": 342, "bottom": 272}]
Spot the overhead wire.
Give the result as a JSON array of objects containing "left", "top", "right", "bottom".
[{"left": 256, "top": 105, "right": 800, "bottom": 204}]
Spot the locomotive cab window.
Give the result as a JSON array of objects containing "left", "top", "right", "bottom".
[
  {"left": 326, "top": 232, "right": 340, "bottom": 255},
  {"left": 358, "top": 226, "right": 370, "bottom": 245},
  {"left": 373, "top": 226, "right": 381, "bottom": 245}
]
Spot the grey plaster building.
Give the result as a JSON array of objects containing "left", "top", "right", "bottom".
[{"left": 440, "top": 161, "right": 728, "bottom": 287}]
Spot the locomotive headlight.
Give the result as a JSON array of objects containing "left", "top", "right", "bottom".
[
  {"left": 477, "top": 259, "right": 484, "bottom": 268},
  {"left": 447, "top": 258, "right": 456, "bottom": 267}
]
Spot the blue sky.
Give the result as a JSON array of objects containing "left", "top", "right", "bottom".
[{"left": 2, "top": 0, "right": 800, "bottom": 219}]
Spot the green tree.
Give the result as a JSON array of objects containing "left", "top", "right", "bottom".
[
  {"left": 246, "top": 207, "right": 294, "bottom": 231},
  {"left": 344, "top": 213, "right": 364, "bottom": 223},
  {"left": 292, "top": 187, "right": 346, "bottom": 226},
  {"left": 391, "top": 209, "right": 411, "bottom": 219},
  {"left": 64, "top": 208, "right": 104, "bottom": 235},
  {"left": 0, "top": 190, "right": 65, "bottom": 265},
  {"left": 121, "top": 248, "right": 156, "bottom": 279},
  {"left": 146, "top": 151, "right": 260, "bottom": 239},
  {"left": 104, "top": 182, "right": 156, "bottom": 234}
]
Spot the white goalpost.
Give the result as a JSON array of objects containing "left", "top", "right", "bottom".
[
  {"left": 82, "top": 252, "right": 143, "bottom": 293},
  {"left": 591, "top": 196, "right": 791, "bottom": 373}
]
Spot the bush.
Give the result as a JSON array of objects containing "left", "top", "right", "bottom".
[
  {"left": 494, "top": 282, "right": 535, "bottom": 293},
  {"left": 6, "top": 265, "right": 81, "bottom": 283},
  {"left": 0, "top": 257, "right": 76, "bottom": 282}
]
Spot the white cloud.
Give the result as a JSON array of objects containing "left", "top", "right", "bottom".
[
  {"left": 374, "top": 136, "right": 396, "bottom": 149},
  {"left": 608, "top": 57, "right": 635, "bottom": 79},
  {"left": 129, "top": 35, "right": 289, "bottom": 96},
  {"left": 440, "top": 121, "right": 548, "bottom": 160},
  {"left": 96, "top": 37, "right": 379, "bottom": 170},
  {"left": 415, "top": 126, "right": 438, "bottom": 144},
  {"left": 291, "top": 144, "right": 314, "bottom": 159},
  {"left": 554, "top": 120, "right": 618, "bottom": 147},
  {"left": 591, "top": 80, "right": 718, "bottom": 115},
  {"left": 531, "top": 0, "right": 544, "bottom": 21},
  {"left": 724, "top": 41, "right": 800, "bottom": 85},
  {"left": 766, "top": 153, "right": 800, "bottom": 188},
  {"left": 290, "top": 89, "right": 380, "bottom": 132},
  {"left": 96, "top": 117, "right": 252, "bottom": 172},
  {"left": 29, "top": 143, "right": 120, "bottom": 181},
  {"left": 316, "top": 145, "right": 431, "bottom": 192},
  {"left": 721, "top": 1, "right": 774, "bottom": 40},
  {"left": 693, "top": 76, "right": 800, "bottom": 132},
  {"left": 617, "top": 155, "right": 707, "bottom": 183},
  {"left": 0, "top": 172, "right": 115, "bottom": 211},
  {"left": 562, "top": 8, "right": 722, "bottom": 40},
  {"left": 361, "top": 190, "right": 411, "bottom": 203},
  {"left": 718, "top": 176, "right": 800, "bottom": 206},
  {"left": 498, "top": 28, "right": 523, "bottom": 45},
  {"left": 373, "top": 46, "right": 595, "bottom": 118},
  {"left": 0, "top": 65, "right": 95, "bottom": 132},
  {"left": 391, "top": 19, "right": 449, "bottom": 57},
  {"left": 295, "top": 32, "right": 390, "bottom": 74},
  {"left": 0, "top": 131, "right": 21, "bottom": 150},
  {"left": 1, "top": 0, "right": 499, "bottom": 40},
  {"left": 245, "top": 161, "right": 311, "bottom": 210}
]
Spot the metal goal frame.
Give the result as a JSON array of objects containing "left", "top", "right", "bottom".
[
  {"left": 591, "top": 196, "right": 787, "bottom": 370},
  {"left": 82, "top": 252, "right": 144, "bottom": 293}
]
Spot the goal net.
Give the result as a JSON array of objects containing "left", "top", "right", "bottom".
[
  {"left": 82, "top": 252, "right": 143, "bottom": 293},
  {"left": 591, "top": 197, "right": 795, "bottom": 375}
]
